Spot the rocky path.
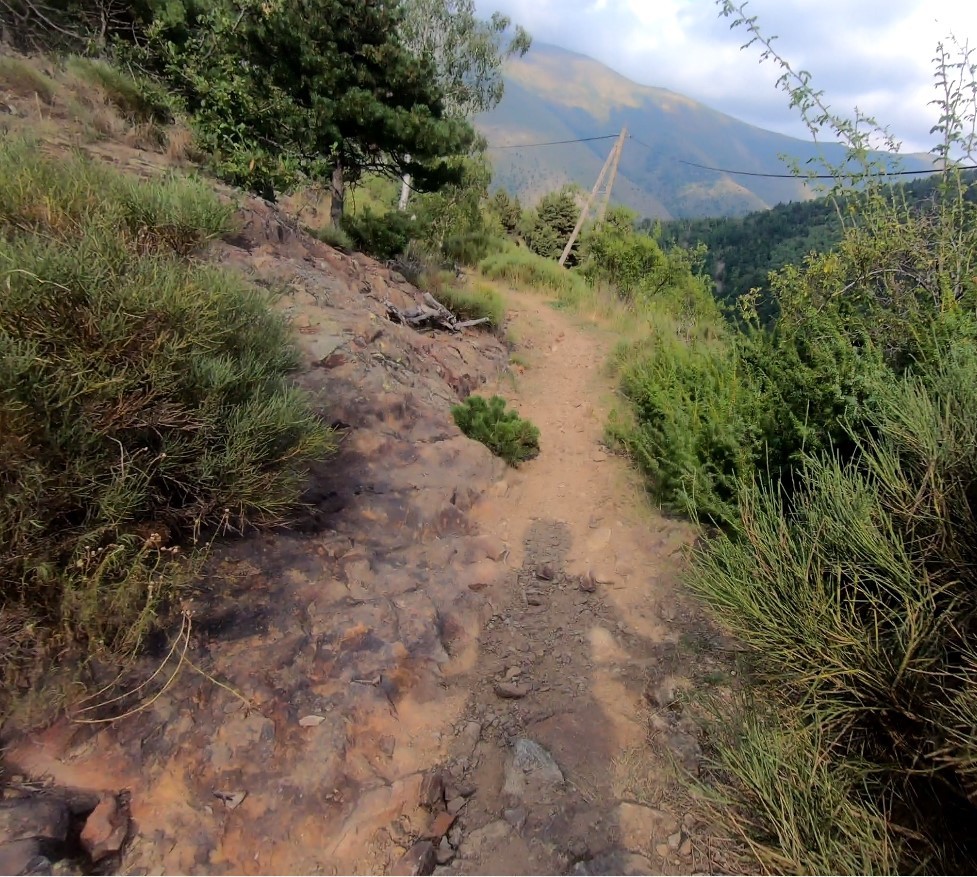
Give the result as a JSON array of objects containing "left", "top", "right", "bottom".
[
  {"left": 1, "top": 199, "right": 728, "bottom": 876},
  {"left": 420, "top": 290, "right": 717, "bottom": 876}
]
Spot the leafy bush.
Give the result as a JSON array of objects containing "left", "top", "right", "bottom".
[
  {"left": 308, "top": 223, "right": 354, "bottom": 251},
  {"left": 580, "top": 207, "right": 667, "bottom": 299},
  {"left": 452, "top": 395, "right": 539, "bottom": 466},
  {"left": 611, "top": 333, "right": 756, "bottom": 526},
  {"left": 341, "top": 207, "right": 418, "bottom": 260},
  {"left": 0, "top": 139, "right": 332, "bottom": 686},
  {"left": 520, "top": 187, "right": 579, "bottom": 262}
]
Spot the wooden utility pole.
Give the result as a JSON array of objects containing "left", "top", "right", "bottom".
[{"left": 558, "top": 127, "right": 627, "bottom": 267}]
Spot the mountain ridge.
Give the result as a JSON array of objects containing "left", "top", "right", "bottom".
[{"left": 477, "top": 42, "right": 936, "bottom": 219}]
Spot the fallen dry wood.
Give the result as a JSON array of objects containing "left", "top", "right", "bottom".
[{"left": 384, "top": 293, "right": 489, "bottom": 333}]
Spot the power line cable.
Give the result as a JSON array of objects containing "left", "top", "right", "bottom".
[
  {"left": 486, "top": 134, "right": 619, "bottom": 150},
  {"left": 627, "top": 134, "right": 975, "bottom": 178}
]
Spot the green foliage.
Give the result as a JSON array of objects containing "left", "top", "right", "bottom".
[
  {"left": 411, "top": 155, "right": 495, "bottom": 265},
  {"left": 0, "top": 139, "right": 331, "bottom": 679},
  {"left": 452, "top": 395, "right": 539, "bottom": 466},
  {"left": 129, "top": 0, "right": 474, "bottom": 199},
  {"left": 341, "top": 207, "right": 418, "bottom": 260},
  {"left": 581, "top": 208, "right": 667, "bottom": 299},
  {"left": 399, "top": 0, "right": 531, "bottom": 118},
  {"left": 307, "top": 223, "right": 354, "bottom": 251},
  {"left": 625, "top": 12, "right": 977, "bottom": 873},
  {"left": 691, "top": 344, "right": 977, "bottom": 871},
  {"left": 699, "top": 697, "right": 905, "bottom": 874},
  {"left": 491, "top": 188, "right": 523, "bottom": 235},
  {"left": 521, "top": 187, "right": 579, "bottom": 262}
]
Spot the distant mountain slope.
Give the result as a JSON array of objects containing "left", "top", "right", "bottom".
[{"left": 477, "top": 43, "right": 935, "bottom": 219}]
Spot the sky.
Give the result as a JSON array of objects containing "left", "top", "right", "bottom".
[{"left": 476, "top": 0, "right": 977, "bottom": 154}]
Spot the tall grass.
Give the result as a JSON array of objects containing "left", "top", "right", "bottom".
[
  {"left": 479, "top": 247, "right": 591, "bottom": 305},
  {"left": 65, "top": 57, "right": 175, "bottom": 124},
  {"left": 0, "top": 138, "right": 332, "bottom": 700},
  {"left": 690, "top": 341, "right": 977, "bottom": 872},
  {"left": 0, "top": 55, "right": 57, "bottom": 104}
]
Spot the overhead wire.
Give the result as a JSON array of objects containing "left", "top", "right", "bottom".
[
  {"left": 480, "top": 131, "right": 976, "bottom": 181},
  {"left": 485, "top": 134, "right": 620, "bottom": 150},
  {"left": 626, "top": 134, "right": 976, "bottom": 178}
]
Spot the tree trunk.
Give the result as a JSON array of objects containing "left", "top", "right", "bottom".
[
  {"left": 330, "top": 159, "right": 345, "bottom": 227},
  {"left": 398, "top": 153, "right": 412, "bottom": 212}
]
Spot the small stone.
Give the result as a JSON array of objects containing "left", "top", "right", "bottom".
[
  {"left": 535, "top": 564, "right": 555, "bottom": 581},
  {"left": 526, "top": 593, "right": 545, "bottom": 606},
  {"left": 655, "top": 843, "right": 670, "bottom": 858},
  {"left": 679, "top": 837, "right": 693, "bottom": 858},
  {"left": 436, "top": 837, "right": 455, "bottom": 865},
  {"left": 505, "top": 667, "right": 521, "bottom": 680},
  {"left": 682, "top": 812, "right": 695, "bottom": 829},
  {"left": 667, "top": 832, "right": 682, "bottom": 850},
  {"left": 391, "top": 840, "right": 436, "bottom": 876},
  {"left": 579, "top": 575, "right": 597, "bottom": 593},
  {"left": 419, "top": 772, "right": 445, "bottom": 809},
  {"left": 446, "top": 797, "right": 466, "bottom": 816},
  {"left": 447, "top": 822, "right": 463, "bottom": 847},
  {"left": 214, "top": 791, "right": 247, "bottom": 810},
  {"left": 494, "top": 682, "right": 530, "bottom": 699},
  {"left": 568, "top": 838, "right": 589, "bottom": 860},
  {"left": 380, "top": 735, "right": 396, "bottom": 757},
  {"left": 298, "top": 714, "right": 326, "bottom": 727},
  {"left": 80, "top": 795, "right": 128, "bottom": 862},
  {"left": 503, "top": 807, "right": 527, "bottom": 830}
]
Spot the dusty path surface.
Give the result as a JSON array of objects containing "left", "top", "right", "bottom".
[
  {"left": 2, "top": 189, "right": 728, "bottom": 875},
  {"left": 430, "top": 290, "right": 716, "bottom": 876}
]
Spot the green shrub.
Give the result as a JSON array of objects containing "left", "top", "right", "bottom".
[
  {"left": 689, "top": 343, "right": 977, "bottom": 873},
  {"left": 341, "top": 207, "right": 418, "bottom": 260},
  {"left": 308, "top": 223, "right": 354, "bottom": 251},
  {"left": 611, "top": 331, "right": 757, "bottom": 526},
  {"left": 0, "top": 138, "right": 231, "bottom": 255},
  {"left": 452, "top": 395, "right": 539, "bottom": 466},
  {"left": 0, "top": 139, "right": 332, "bottom": 684}
]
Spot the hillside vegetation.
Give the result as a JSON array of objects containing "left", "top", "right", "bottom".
[
  {"left": 605, "top": 6, "right": 977, "bottom": 871},
  {"left": 0, "top": 131, "right": 331, "bottom": 707},
  {"left": 655, "top": 168, "right": 977, "bottom": 320},
  {"left": 0, "top": 0, "right": 529, "bottom": 715}
]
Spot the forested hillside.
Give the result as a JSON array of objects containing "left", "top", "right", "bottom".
[{"left": 654, "top": 168, "right": 977, "bottom": 319}]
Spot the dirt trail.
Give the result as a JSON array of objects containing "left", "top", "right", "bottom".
[
  {"left": 426, "top": 289, "right": 715, "bottom": 876},
  {"left": 1, "top": 188, "right": 722, "bottom": 875}
]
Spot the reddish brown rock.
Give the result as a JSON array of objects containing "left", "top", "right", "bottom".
[{"left": 79, "top": 795, "right": 128, "bottom": 862}]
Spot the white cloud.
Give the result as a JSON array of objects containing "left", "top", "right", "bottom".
[{"left": 477, "top": 0, "right": 977, "bottom": 153}]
